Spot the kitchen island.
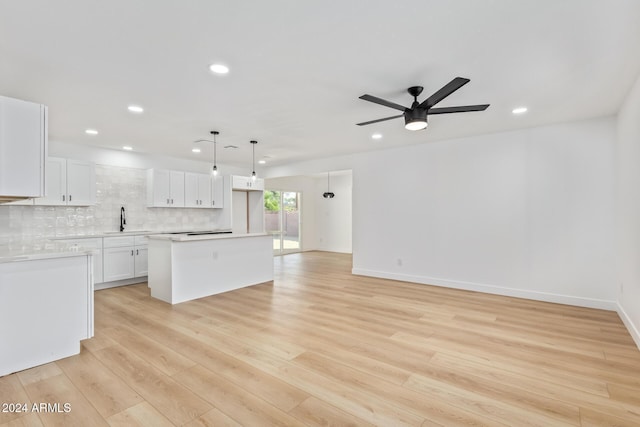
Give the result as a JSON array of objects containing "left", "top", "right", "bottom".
[
  {"left": 147, "top": 232, "right": 273, "bottom": 304},
  {"left": 0, "top": 244, "right": 94, "bottom": 376}
]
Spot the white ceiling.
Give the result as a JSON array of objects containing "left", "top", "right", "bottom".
[{"left": 1, "top": 1, "right": 639, "bottom": 168}]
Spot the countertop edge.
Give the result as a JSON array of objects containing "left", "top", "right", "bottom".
[
  {"left": 0, "top": 248, "right": 97, "bottom": 263},
  {"left": 148, "top": 233, "right": 269, "bottom": 242}
]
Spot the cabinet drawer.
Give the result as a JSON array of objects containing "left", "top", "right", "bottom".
[{"left": 103, "top": 236, "right": 135, "bottom": 248}]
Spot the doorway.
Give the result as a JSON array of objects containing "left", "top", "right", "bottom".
[{"left": 265, "top": 190, "right": 302, "bottom": 255}]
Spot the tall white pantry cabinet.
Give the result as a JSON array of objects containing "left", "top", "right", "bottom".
[{"left": 0, "top": 95, "right": 47, "bottom": 202}]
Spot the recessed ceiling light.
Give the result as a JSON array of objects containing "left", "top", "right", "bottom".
[
  {"left": 258, "top": 160, "right": 266, "bottom": 164},
  {"left": 209, "top": 64, "right": 229, "bottom": 75},
  {"left": 127, "top": 105, "right": 144, "bottom": 114},
  {"left": 122, "top": 146, "right": 133, "bottom": 151},
  {"left": 85, "top": 129, "right": 98, "bottom": 135},
  {"left": 371, "top": 133, "right": 383, "bottom": 140},
  {"left": 512, "top": 107, "right": 528, "bottom": 115},
  {"left": 192, "top": 147, "right": 201, "bottom": 153}
]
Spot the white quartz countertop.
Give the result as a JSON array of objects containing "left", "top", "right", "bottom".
[
  {"left": 0, "top": 243, "right": 97, "bottom": 263},
  {"left": 48, "top": 229, "right": 233, "bottom": 239},
  {"left": 148, "top": 232, "right": 268, "bottom": 242}
]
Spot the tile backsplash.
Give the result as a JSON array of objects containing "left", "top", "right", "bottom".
[{"left": 0, "top": 165, "right": 226, "bottom": 248}]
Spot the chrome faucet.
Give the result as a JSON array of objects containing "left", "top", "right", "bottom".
[{"left": 120, "top": 206, "right": 126, "bottom": 232}]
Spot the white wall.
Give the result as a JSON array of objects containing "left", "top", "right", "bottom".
[
  {"left": 615, "top": 72, "right": 640, "bottom": 346},
  {"left": 352, "top": 117, "right": 617, "bottom": 309},
  {"left": 266, "top": 173, "right": 353, "bottom": 253},
  {"left": 315, "top": 173, "right": 352, "bottom": 253}
]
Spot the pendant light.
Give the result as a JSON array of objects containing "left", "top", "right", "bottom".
[
  {"left": 250, "top": 140, "right": 257, "bottom": 181},
  {"left": 323, "top": 171, "right": 335, "bottom": 198},
  {"left": 210, "top": 130, "right": 219, "bottom": 176}
]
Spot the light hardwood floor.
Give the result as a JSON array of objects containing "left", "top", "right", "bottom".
[{"left": 2, "top": 251, "right": 640, "bottom": 426}]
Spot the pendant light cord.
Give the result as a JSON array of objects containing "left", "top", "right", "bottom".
[{"left": 210, "top": 131, "right": 219, "bottom": 174}]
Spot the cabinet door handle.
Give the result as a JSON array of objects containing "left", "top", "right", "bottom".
[
  {"left": 131, "top": 250, "right": 134, "bottom": 256},
  {"left": 212, "top": 200, "right": 215, "bottom": 206},
  {"left": 62, "top": 195, "right": 65, "bottom": 202},
  {"left": 136, "top": 249, "right": 139, "bottom": 255},
  {"left": 167, "top": 198, "right": 170, "bottom": 204},
  {"left": 171, "top": 198, "right": 174, "bottom": 204},
  {"left": 69, "top": 195, "right": 72, "bottom": 202}
]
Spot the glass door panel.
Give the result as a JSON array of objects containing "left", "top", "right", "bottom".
[
  {"left": 282, "top": 191, "right": 300, "bottom": 253},
  {"left": 265, "top": 190, "right": 302, "bottom": 255},
  {"left": 264, "top": 190, "right": 282, "bottom": 254}
]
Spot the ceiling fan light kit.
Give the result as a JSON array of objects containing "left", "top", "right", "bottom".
[
  {"left": 357, "top": 77, "right": 489, "bottom": 130},
  {"left": 404, "top": 109, "right": 428, "bottom": 131}
]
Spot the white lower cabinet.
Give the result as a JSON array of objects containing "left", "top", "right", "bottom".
[
  {"left": 103, "top": 246, "right": 135, "bottom": 282},
  {"left": 53, "top": 234, "right": 148, "bottom": 287},
  {"left": 135, "top": 246, "right": 148, "bottom": 277},
  {"left": 102, "top": 235, "right": 148, "bottom": 283},
  {"left": 134, "top": 235, "right": 148, "bottom": 277},
  {"left": 58, "top": 237, "right": 103, "bottom": 284}
]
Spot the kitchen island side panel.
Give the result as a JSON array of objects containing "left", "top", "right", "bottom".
[
  {"left": 0, "top": 254, "right": 92, "bottom": 377},
  {"left": 148, "top": 239, "right": 174, "bottom": 303}
]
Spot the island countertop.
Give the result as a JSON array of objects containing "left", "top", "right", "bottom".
[
  {"left": 48, "top": 228, "right": 233, "bottom": 239},
  {"left": 147, "top": 232, "right": 267, "bottom": 242}
]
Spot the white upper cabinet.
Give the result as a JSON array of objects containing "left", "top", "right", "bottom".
[
  {"left": 185, "top": 172, "right": 212, "bottom": 208},
  {"left": 232, "top": 175, "right": 264, "bottom": 191},
  {"left": 0, "top": 95, "right": 47, "bottom": 203},
  {"left": 147, "top": 169, "right": 185, "bottom": 207},
  {"left": 66, "top": 159, "right": 96, "bottom": 205},
  {"left": 35, "top": 157, "right": 95, "bottom": 206},
  {"left": 211, "top": 175, "right": 225, "bottom": 208}
]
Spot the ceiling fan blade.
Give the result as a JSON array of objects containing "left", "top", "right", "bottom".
[
  {"left": 427, "top": 104, "right": 490, "bottom": 115},
  {"left": 359, "top": 94, "right": 407, "bottom": 112},
  {"left": 356, "top": 114, "right": 404, "bottom": 126},
  {"left": 420, "top": 77, "right": 470, "bottom": 109}
]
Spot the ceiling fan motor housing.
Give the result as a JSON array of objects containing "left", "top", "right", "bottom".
[{"left": 404, "top": 108, "right": 428, "bottom": 127}]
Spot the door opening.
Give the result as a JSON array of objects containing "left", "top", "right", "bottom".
[{"left": 265, "top": 190, "right": 301, "bottom": 255}]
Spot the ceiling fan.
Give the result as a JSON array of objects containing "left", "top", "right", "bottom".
[{"left": 357, "top": 77, "right": 489, "bottom": 131}]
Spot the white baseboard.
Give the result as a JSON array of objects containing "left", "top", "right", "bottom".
[
  {"left": 95, "top": 276, "right": 147, "bottom": 290},
  {"left": 351, "top": 268, "right": 617, "bottom": 311},
  {"left": 316, "top": 246, "right": 352, "bottom": 254},
  {"left": 617, "top": 302, "right": 640, "bottom": 350}
]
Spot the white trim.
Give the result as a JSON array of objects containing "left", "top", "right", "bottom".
[
  {"left": 617, "top": 302, "right": 640, "bottom": 350},
  {"left": 95, "top": 277, "right": 146, "bottom": 290},
  {"left": 351, "top": 268, "right": 617, "bottom": 311}
]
